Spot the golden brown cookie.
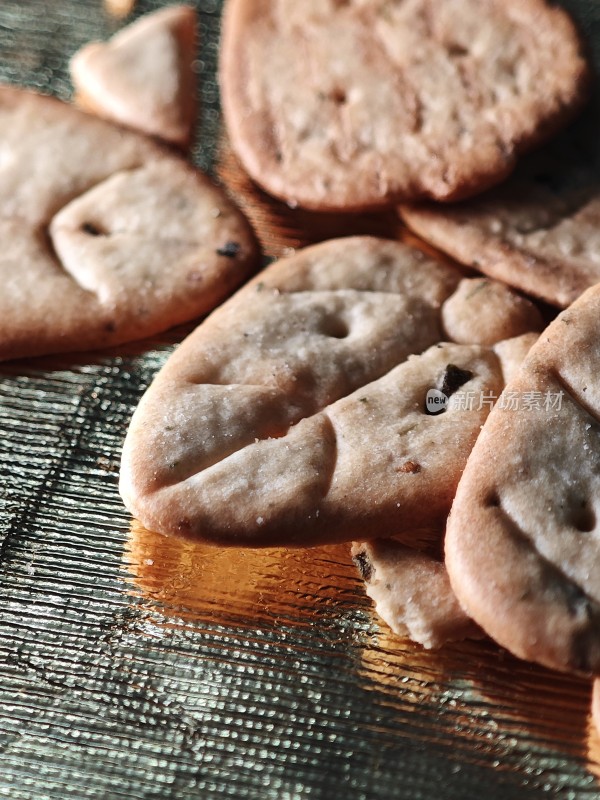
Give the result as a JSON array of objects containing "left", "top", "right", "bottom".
[
  {"left": 0, "top": 86, "right": 257, "bottom": 361},
  {"left": 352, "top": 539, "right": 480, "bottom": 649},
  {"left": 120, "top": 236, "right": 540, "bottom": 546},
  {"left": 71, "top": 5, "right": 197, "bottom": 147},
  {"left": 401, "top": 178, "right": 600, "bottom": 308},
  {"left": 446, "top": 284, "right": 600, "bottom": 674},
  {"left": 220, "top": 0, "right": 590, "bottom": 211}
]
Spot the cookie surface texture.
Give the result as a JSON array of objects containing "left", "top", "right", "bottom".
[
  {"left": 401, "top": 177, "right": 600, "bottom": 308},
  {"left": 120, "top": 236, "right": 540, "bottom": 546},
  {"left": 0, "top": 86, "right": 257, "bottom": 361},
  {"left": 446, "top": 284, "right": 600, "bottom": 674},
  {"left": 71, "top": 5, "right": 197, "bottom": 146},
  {"left": 220, "top": 0, "right": 589, "bottom": 211}
]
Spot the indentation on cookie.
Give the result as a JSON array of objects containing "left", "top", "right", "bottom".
[
  {"left": 552, "top": 368, "right": 600, "bottom": 426},
  {"left": 320, "top": 316, "right": 350, "bottom": 339},
  {"left": 81, "top": 221, "right": 106, "bottom": 237},
  {"left": 486, "top": 491, "right": 501, "bottom": 508},
  {"left": 572, "top": 501, "right": 596, "bottom": 533},
  {"left": 38, "top": 227, "right": 98, "bottom": 297},
  {"left": 489, "top": 498, "right": 600, "bottom": 671}
]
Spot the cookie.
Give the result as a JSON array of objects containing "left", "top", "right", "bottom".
[
  {"left": 350, "top": 331, "right": 538, "bottom": 649},
  {"left": 219, "top": 0, "right": 590, "bottom": 212},
  {"left": 352, "top": 539, "right": 480, "bottom": 649},
  {"left": 120, "top": 236, "right": 540, "bottom": 547},
  {"left": 0, "top": 86, "right": 257, "bottom": 361},
  {"left": 442, "top": 278, "right": 543, "bottom": 346},
  {"left": 446, "top": 284, "right": 600, "bottom": 674},
  {"left": 401, "top": 177, "right": 600, "bottom": 308},
  {"left": 71, "top": 5, "right": 197, "bottom": 147}
]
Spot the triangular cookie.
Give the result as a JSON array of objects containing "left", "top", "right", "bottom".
[{"left": 71, "top": 5, "right": 197, "bottom": 147}]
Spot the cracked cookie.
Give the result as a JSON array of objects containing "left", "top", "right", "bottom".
[{"left": 120, "top": 236, "right": 540, "bottom": 546}]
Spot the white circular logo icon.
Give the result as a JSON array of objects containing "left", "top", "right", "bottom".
[{"left": 425, "top": 388, "right": 448, "bottom": 415}]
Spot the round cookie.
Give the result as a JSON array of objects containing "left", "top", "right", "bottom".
[
  {"left": 446, "top": 283, "right": 600, "bottom": 674},
  {"left": 120, "top": 236, "right": 540, "bottom": 547},
  {"left": 220, "top": 0, "right": 590, "bottom": 211},
  {"left": 0, "top": 86, "right": 257, "bottom": 361}
]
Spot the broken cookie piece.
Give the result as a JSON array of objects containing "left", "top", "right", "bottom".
[
  {"left": 352, "top": 539, "right": 480, "bottom": 649},
  {"left": 71, "top": 5, "right": 197, "bottom": 147}
]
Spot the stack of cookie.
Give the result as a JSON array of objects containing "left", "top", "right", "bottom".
[
  {"left": 3, "top": 0, "right": 600, "bottom": 739},
  {"left": 213, "top": 0, "right": 600, "bottom": 686}
]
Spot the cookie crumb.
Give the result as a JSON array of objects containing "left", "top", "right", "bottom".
[{"left": 398, "top": 460, "right": 421, "bottom": 474}]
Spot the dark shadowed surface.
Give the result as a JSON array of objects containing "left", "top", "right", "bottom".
[{"left": 1, "top": 2, "right": 600, "bottom": 798}]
